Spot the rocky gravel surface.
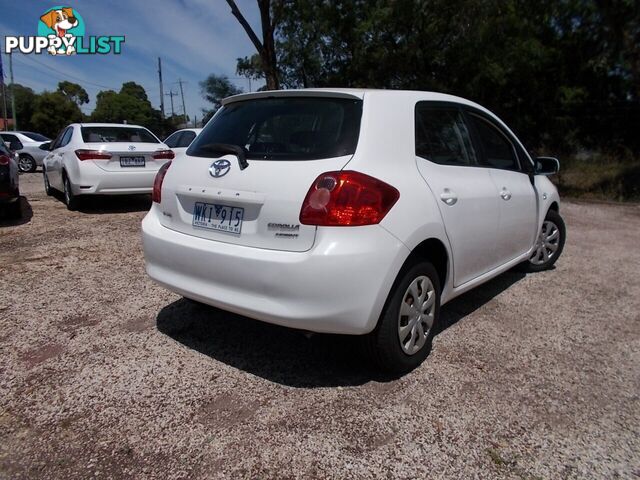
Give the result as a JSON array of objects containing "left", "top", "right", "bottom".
[{"left": 0, "top": 172, "right": 639, "bottom": 479}]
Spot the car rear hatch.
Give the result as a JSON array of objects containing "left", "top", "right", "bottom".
[{"left": 158, "top": 92, "right": 364, "bottom": 252}]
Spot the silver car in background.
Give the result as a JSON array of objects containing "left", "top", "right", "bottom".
[{"left": 0, "top": 131, "right": 51, "bottom": 173}]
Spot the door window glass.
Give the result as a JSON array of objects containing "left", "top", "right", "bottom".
[
  {"left": 469, "top": 114, "right": 519, "bottom": 170},
  {"left": 415, "top": 104, "right": 477, "bottom": 166}
]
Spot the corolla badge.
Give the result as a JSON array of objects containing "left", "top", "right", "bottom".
[
  {"left": 209, "top": 159, "right": 231, "bottom": 178},
  {"left": 128, "top": 145, "right": 136, "bottom": 151}
]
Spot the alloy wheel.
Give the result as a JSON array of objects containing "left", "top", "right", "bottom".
[{"left": 18, "top": 156, "right": 35, "bottom": 173}]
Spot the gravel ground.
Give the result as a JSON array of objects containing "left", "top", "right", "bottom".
[{"left": 1, "top": 172, "right": 639, "bottom": 480}]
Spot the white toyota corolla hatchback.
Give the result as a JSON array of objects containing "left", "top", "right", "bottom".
[
  {"left": 42, "top": 123, "right": 174, "bottom": 209},
  {"left": 142, "top": 89, "right": 566, "bottom": 373}
]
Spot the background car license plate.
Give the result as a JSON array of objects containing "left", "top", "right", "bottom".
[
  {"left": 192, "top": 202, "right": 243, "bottom": 234},
  {"left": 120, "top": 156, "right": 145, "bottom": 167}
]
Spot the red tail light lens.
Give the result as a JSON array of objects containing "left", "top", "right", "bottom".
[
  {"left": 300, "top": 170, "right": 400, "bottom": 226},
  {"left": 152, "top": 149, "right": 175, "bottom": 160},
  {"left": 0, "top": 155, "right": 9, "bottom": 166},
  {"left": 75, "top": 149, "right": 112, "bottom": 161},
  {"left": 152, "top": 161, "right": 172, "bottom": 203}
]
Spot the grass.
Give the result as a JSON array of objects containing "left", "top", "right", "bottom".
[{"left": 552, "top": 153, "right": 640, "bottom": 202}]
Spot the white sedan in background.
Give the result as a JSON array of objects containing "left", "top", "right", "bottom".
[
  {"left": 42, "top": 123, "right": 174, "bottom": 210},
  {"left": 163, "top": 128, "right": 202, "bottom": 154},
  {"left": 0, "top": 131, "right": 51, "bottom": 173}
]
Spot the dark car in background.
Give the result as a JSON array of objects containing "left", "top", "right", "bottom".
[{"left": 0, "top": 141, "right": 21, "bottom": 219}]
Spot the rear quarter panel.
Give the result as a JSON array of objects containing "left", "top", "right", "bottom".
[{"left": 344, "top": 92, "right": 454, "bottom": 295}]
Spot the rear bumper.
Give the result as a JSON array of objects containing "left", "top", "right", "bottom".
[
  {"left": 70, "top": 161, "right": 157, "bottom": 195},
  {"left": 142, "top": 204, "right": 409, "bottom": 334}
]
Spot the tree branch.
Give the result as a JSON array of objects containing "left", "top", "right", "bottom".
[{"left": 225, "top": 0, "right": 264, "bottom": 54}]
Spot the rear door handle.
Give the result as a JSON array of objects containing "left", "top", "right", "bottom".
[
  {"left": 500, "top": 188, "right": 512, "bottom": 201},
  {"left": 440, "top": 189, "right": 458, "bottom": 206}
]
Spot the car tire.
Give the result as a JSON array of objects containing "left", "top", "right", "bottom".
[
  {"left": 18, "top": 154, "right": 37, "bottom": 173},
  {"left": 520, "top": 209, "right": 566, "bottom": 273},
  {"left": 63, "top": 173, "right": 79, "bottom": 211},
  {"left": 43, "top": 170, "right": 53, "bottom": 196},
  {"left": 7, "top": 198, "right": 22, "bottom": 219},
  {"left": 364, "top": 260, "right": 441, "bottom": 374}
]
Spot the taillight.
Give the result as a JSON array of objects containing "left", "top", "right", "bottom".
[
  {"left": 75, "top": 149, "right": 111, "bottom": 161},
  {"left": 152, "top": 149, "right": 175, "bottom": 160},
  {"left": 152, "top": 161, "right": 171, "bottom": 203},
  {"left": 300, "top": 170, "right": 400, "bottom": 226},
  {"left": 0, "top": 155, "right": 9, "bottom": 166}
]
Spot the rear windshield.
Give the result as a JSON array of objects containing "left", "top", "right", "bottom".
[
  {"left": 81, "top": 127, "right": 159, "bottom": 143},
  {"left": 188, "top": 97, "right": 363, "bottom": 160},
  {"left": 20, "top": 131, "right": 50, "bottom": 142}
]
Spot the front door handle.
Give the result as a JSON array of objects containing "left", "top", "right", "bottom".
[
  {"left": 500, "top": 188, "right": 512, "bottom": 201},
  {"left": 440, "top": 189, "right": 458, "bottom": 206}
]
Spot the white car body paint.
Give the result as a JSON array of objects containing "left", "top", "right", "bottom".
[
  {"left": 142, "top": 89, "right": 560, "bottom": 335},
  {"left": 43, "top": 123, "right": 171, "bottom": 196}
]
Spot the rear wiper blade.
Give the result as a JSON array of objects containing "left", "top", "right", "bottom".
[{"left": 200, "top": 143, "right": 249, "bottom": 170}]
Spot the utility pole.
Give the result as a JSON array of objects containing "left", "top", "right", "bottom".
[
  {"left": 157, "top": 57, "right": 165, "bottom": 119},
  {"left": 8, "top": 52, "right": 16, "bottom": 130},
  {"left": 177, "top": 78, "right": 187, "bottom": 123},
  {"left": 165, "top": 90, "right": 177, "bottom": 117},
  {"left": 0, "top": 53, "right": 7, "bottom": 129}
]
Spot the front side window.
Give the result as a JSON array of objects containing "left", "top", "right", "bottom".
[
  {"left": 189, "top": 97, "right": 363, "bottom": 160},
  {"left": 81, "top": 127, "right": 159, "bottom": 143},
  {"left": 1, "top": 134, "right": 18, "bottom": 143},
  {"left": 468, "top": 114, "right": 519, "bottom": 171},
  {"left": 415, "top": 104, "right": 477, "bottom": 166}
]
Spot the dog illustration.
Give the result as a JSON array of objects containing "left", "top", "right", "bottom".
[{"left": 40, "top": 8, "right": 78, "bottom": 55}]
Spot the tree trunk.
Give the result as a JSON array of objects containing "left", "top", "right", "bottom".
[{"left": 226, "top": 0, "right": 280, "bottom": 90}]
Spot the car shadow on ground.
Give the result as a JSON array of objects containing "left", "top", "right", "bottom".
[
  {"left": 0, "top": 197, "right": 33, "bottom": 227},
  {"left": 53, "top": 193, "right": 152, "bottom": 214},
  {"left": 156, "top": 270, "right": 526, "bottom": 388}
]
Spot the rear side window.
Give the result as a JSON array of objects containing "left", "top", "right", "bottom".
[
  {"left": 21, "top": 132, "right": 50, "bottom": 141},
  {"left": 81, "top": 127, "right": 159, "bottom": 143},
  {"left": 415, "top": 104, "right": 477, "bottom": 166},
  {"left": 468, "top": 114, "right": 519, "bottom": 171},
  {"left": 188, "top": 97, "right": 363, "bottom": 160},
  {"left": 178, "top": 130, "right": 196, "bottom": 147},
  {"left": 60, "top": 127, "right": 74, "bottom": 147}
]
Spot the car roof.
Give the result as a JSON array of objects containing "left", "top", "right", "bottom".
[
  {"left": 172, "top": 128, "right": 202, "bottom": 134},
  {"left": 75, "top": 123, "right": 148, "bottom": 129},
  {"left": 222, "top": 88, "right": 484, "bottom": 109}
]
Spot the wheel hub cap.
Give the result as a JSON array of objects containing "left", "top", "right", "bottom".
[
  {"left": 529, "top": 220, "right": 560, "bottom": 265},
  {"left": 397, "top": 276, "right": 435, "bottom": 355}
]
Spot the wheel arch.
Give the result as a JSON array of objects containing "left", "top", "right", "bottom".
[{"left": 404, "top": 237, "right": 449, "bottom": 291}]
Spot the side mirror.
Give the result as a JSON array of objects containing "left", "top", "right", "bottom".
[
  {"left": 3, "top": 141, "right": 10, "bottom": 150},
  {"left": 39, "top": 141, "right": 52, "bottom": 151},
  {"left": 535, "top": 157, "right": 560, "bottom": 176},
  {"left": 10, "top": 140, "right": 23, "bottom": 151}
]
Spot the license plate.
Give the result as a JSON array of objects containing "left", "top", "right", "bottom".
[
  {"left": 192, "top": 202, "right": 244, "bottom": 235},
  {"left": 120, "top": 156, "right": 145, "bottom": 167}
]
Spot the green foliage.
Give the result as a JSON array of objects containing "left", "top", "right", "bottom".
[
  {"left": 267, "top": 0, "right": 639, "bottom": 153},
  {"left": 200, "top": 74, "right": 243, "bottom": 122},
  {"left": 57, "top": 81, "right": 89, "bottom": 106},
  {"left": 90, "top": 82, "right": 167, "bottom": 134},
  {"left": 30, "top": 91, "right": 82, "bottom": 138},
  {"left": 3, "top": 84, "right": 37, "bottom": 130}
]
